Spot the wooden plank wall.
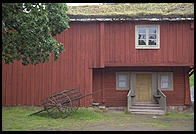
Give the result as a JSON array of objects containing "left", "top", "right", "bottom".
[
  {"left": 2, "top": 22, "right": 101, "bottom": 106},
  {"left": 92, "top": 69, "right": 104, "bottom": 104},
  {"left": 2, "top": 21, "right": 193, "bottom": 106},
  {"left": 92, "top": 67, "right": 191, "bottom": 106},
  {"left": 103, "top": 21, "right": 194, "bottom": 67}
]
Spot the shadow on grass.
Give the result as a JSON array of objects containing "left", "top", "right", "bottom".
[
  {"left": 30, "top": 111, "right": 50, "bottom": 118},
  {"left": 28, "top": 110, "right": 75, "bottom": 119}
]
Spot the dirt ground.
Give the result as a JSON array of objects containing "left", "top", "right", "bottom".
[{"left": 54, "top": 110, "right": 194, "bottom": 131}]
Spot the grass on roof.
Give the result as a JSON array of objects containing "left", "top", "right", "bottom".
[{"left": 67, "top": 3, "right": 194, "bottom": 18}]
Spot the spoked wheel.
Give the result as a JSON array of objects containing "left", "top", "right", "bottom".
[
  {"left": 46, "top": 93, "right": 72, "bottom": 119},
  {"left": 58, "top": 93, "right": 73, "bottom": 118},
  {"left": 46, "top": 105, "right": 61, "bottom": 119}
]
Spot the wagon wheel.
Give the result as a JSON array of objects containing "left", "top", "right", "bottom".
[
  {"left": 45, "top": 96, "right": 61, "bottom": 119},
  {"left": 46, "top": 93, "right": 72, "bottom": 119},
  {"left": 59, "top": 93, "right": 73, "bottom": 118},
  {"left": 46, "top": 105, "right": 61, "bottom": 119}
]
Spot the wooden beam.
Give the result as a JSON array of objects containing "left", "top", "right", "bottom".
[
  {"left": 104, "top": 63, "right": 194, "bottom": 67},
  {"left": 100, "top": 22, "right": 105, "bottom": 68},
  {"left": 184, "top": 67, "right": 192, "bottom": 105},
  {"left": 102, "top": 69, "right": 105, "bottom": 104}
]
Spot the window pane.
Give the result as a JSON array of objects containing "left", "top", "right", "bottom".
[
  {"left": 161, "top": 75, "right": 169, "bottom": 88},
  {"left": 161, "top": 82, "right": 168, "bottom": 88},
  {"left": 138, "top": 39, "right": 146, "bottom": 45},
  {"left": 149, "top": 34, "right": 156, "bottom": 39},
  {"left": 138, "top": 28, "right": 146, "bottom": 33},
  {"left": 138, "top": 34, "right": 146, "bottom": 39},
  {"left": 119, "top": 75, "right": 127, "bottom": 81},
  {"left": 149, "top": 40, "right": 157, "bottom": 45},
  {"left": 119, "top": 81, "right": 127, "bottom": 88},
  {"left": 149, "top": 27, "right": 157, "bottom": 34},
  {"left": 136, "top": 25, "right": 159, "bottom": 49}
]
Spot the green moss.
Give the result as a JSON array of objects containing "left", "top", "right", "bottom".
[{"left": 67, "top": 3, "right": 194, "bottom": 18}]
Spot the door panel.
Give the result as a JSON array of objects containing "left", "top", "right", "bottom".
[{"left": 136, "top": 74, "right": 152, "bottom": 102}]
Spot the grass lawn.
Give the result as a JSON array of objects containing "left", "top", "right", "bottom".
[
  {"left": 160, "top": 112, "right": 194, "bottom": 120},
  {"left": 190, "top": 74, "right": 194, "bottom": 87},
  {"left": 2, "top": 106, "right": 105, "bottom": 131},
  {"left": 2, "top": 106, "right": 194, "bottom": 131}
]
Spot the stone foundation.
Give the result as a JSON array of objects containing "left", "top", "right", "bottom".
[
  {"left": 108, "top": 107, "right": 125, "bottom": 111},
  {"left": 101, "top": 104, "right": 194, "bottom": 113},
  {"left": 166, "top": 105, "right": 194, "bottom": 113}
]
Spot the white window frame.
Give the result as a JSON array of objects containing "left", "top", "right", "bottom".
[
  {"left": 135, "top": 25, "right": 160, "bottom": 49},
  {"left": 116, "top": 72, "right": 130, "bottom": 90},
  {"left": 158, "top": 72, "right": 173, "bottom": 91}
]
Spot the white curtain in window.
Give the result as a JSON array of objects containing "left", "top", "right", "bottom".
[
  {"left": 161, "top": 75, "right": 169, "bottom": 88},
  {"left": 118, "top": 75, "right": 127, "bottom": 88}
]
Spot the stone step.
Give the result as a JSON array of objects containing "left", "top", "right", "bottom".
[
  {"left": 134, "top": 102, "right": 157, "bottom": 104},
  {"left": 130, "top": 106, "right": 162, "bottom": 110},
  {"left": 132, "top": 103, "right": 160, "bottom": 107},
  {"left": 129, "top": 102, "right": 164, "bottom": 115},
  {"left": 129, "top": 109, "right": 164, "bottom": 112},
  {"left": 129, "top": 108, "right": 165, "bottom": 115},
  {"left": 130, "top": 111, "right": 165, "bottom": 115}
]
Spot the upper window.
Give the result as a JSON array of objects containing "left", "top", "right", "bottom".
[{"left": 135, "top": 25, "right": 160, "bottom": 49}]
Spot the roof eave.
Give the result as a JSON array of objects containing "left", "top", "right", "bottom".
[{"left": 69, "top": 17, "right": 194, "bottom": 22}]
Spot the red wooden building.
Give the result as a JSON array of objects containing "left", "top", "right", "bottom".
[{"left": 2, "top": 3, "right": 194, "bottom": 113}]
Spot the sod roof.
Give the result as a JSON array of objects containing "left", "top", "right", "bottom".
[{"left": 67, "top": 3, "right": 194, "bottom": 21}]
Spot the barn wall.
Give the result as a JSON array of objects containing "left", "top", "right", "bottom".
[
  {"left": 2, "top": 22, "right": 102, "bottom": 106},
  {"left": 92, "top": 69, "right": 104, "bottom": 104},
  {"left": 2, "top": 21, "right": 193, "bottom": 106},
  {"left": 102, "top": 21, "right": 194, "bottom": 67},
  {"left": 92, "top": 67, "right": 190, "bottom": 107}
]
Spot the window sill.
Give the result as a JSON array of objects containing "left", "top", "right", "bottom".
[
  {"left": 160, "top": 89, "right": 173, "bottom": 91},
  {"left": 136, "top": 46, "right": 160, "bottom": 49},
  {"left": 116, "top": 88, "right": 129, "bottom": 91}
]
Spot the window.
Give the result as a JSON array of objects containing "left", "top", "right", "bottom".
[
  {"left": 135, "top": 25, "right": 160, "bottom": 49},
  {"left": 116, "top": 72, "right": 129, "bottom": 90},
  {"left": 158, "top": 72, "right": 173, "bottom": 91},
  {"left": 161, "top": 75, "right": 169, "bottom": 88}
]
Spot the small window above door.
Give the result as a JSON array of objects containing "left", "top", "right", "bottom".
[{"left": 135, "top": 25, "right": 160, "bottom": 49}]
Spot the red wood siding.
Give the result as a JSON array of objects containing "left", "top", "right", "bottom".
[
  {"left": 2, "top": 21, "right": 193, "bottom": 106},
  {"left": 163, "top": 67, "right": 185, "bottom": 106},
  {"left": 184, "top": 67, "right": 192, "bottom": 105},
  {"left": 92, "top": 69, "right": 104, "bottom": 104},
  {"left": 2, "top": 22, "right": 102, "bottom": 106},
  {"left": 92, "top": 67, "right": 191, "bottom": 106},
  {"left": 163, "top": 67, "right": 191, "bottom": 106},
  {"left": 103, "top": 68, "right": 129, "bottom": 107},
  {"left": 103, "top": 21, "right": 194, "bottom": 67}
]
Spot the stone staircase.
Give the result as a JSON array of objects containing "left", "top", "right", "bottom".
[{"left": 129, "top": 102, "right": 165, "bottom": 115}]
